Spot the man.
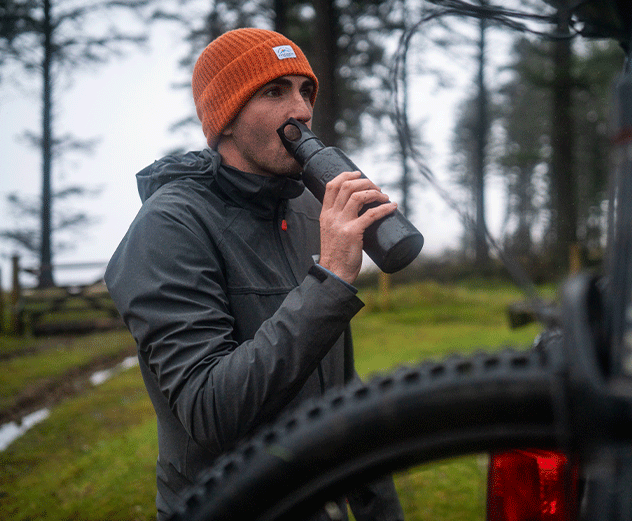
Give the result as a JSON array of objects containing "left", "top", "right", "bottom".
[{"left": 105, "top": 28, "right": 404, "bottom": 520}]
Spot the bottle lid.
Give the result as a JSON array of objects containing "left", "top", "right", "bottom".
[{"left": 277, "top": 118, "right": 325, "bottom": 166}]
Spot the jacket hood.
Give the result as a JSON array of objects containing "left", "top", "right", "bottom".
[
  {"left": 136, "top": 149, "right": 306, "bottom": 217},
  {"left": 136, "top": 149, "right": 221, "bottom": 203}
]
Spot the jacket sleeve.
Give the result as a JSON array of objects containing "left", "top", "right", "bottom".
[{"left": 105, "top": 194, "right": 364, "bottom": 456}]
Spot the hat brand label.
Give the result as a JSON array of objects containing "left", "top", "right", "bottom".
[{"left": 273, "top": 45, "right": 297, "bottom": 60}]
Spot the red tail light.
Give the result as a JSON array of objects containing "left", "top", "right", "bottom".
[{"left": 487, "top": 449, "right": 579, "bottom": 521}]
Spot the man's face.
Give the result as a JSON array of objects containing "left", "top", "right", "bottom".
[{"left": 218, "top": 75, "right": 315, "bottom": 177}]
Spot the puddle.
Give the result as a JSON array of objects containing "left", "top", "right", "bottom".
[
  {"left": 0, "top": 408, "right": 51, "bottom": 451},
  {"left": 89, "top": 356, "right": 138, "bottom": 386},
  {"left": 1, "top": 355, "right": 139, "bottom": 451}
]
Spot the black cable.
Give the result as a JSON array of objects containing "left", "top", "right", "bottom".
[{"left": 389, "top": 1, "right": 574, "bottom": 323}]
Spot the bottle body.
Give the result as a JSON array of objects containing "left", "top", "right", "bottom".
[{"left": 278, "top": 118, "right": 424, "bottom": 274}]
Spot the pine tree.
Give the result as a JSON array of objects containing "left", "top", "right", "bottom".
[{"left": 0, "top": 0, "right": 150, "bottom": 287}]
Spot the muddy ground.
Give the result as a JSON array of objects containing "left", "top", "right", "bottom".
[{"left": 1, "top": 337, "right": 136, "bottom": 425}]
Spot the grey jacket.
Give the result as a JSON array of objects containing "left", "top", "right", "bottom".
[{"left": 105, "top": 149, "right": 403, "bottom": 520}]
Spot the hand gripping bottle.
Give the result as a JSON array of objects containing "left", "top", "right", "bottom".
[{"left": 277, "top": 118, "right": 424, "bottom": 274}]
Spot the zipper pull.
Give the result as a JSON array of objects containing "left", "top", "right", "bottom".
[{"left": 280, "top": 202, "right": 288, "bottom": 231}]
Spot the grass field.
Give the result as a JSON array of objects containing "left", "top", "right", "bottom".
[{"left": 0, "top": 278, "right": 547, "bottom": 520}]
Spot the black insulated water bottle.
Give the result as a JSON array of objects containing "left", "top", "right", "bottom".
[{"left": 277, "top": 117, "right": 424, "bottom": 274}]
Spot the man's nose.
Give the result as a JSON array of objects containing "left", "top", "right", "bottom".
[{"left": 289, "top": 91, "right": 312, "bottom": 123}]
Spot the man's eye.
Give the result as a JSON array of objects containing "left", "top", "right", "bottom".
[{"left": 265, "top": 88, "right": 281, "bottom": 97}]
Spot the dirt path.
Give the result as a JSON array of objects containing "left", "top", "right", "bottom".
[
  {"left": 0, "top": 336, "right": 76, "bottom": 362},
  {"left": 0, "top": 342, "right": 137, "bottom": 425}
]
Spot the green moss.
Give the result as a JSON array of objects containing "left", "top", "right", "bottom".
[{"left": 0, "top": 279, "right": 549, "bottom": 520}]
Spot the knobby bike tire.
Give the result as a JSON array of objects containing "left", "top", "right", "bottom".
[{"left": 168, "top": 341, "right": 568, "bottom": 521}]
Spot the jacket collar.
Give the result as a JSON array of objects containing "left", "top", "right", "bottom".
[
  {"left": 216, "top": 162, "right": 305, "bottom": 218},
  {"left": 135, "top": 149, "right": 305, "bottom": 218}
]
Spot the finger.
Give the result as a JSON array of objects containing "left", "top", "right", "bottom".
[
  {"left": 342, "top": 189, "right": 391, "bottom": 217},
  {"left": 328, "top": 170, "right": 362, "bottom": 187},
  {"left": 323, "top": 171, "right": 387, "bottom": 212},
  {"left": 331, "top": 178, "right": 383, "bottom": 213},
  {"left": 321, "top": 171, "right": 362, "bottom": 209},
  {"left": 334, "top": 172, "right": 382, "bottom": 193},
  {"left": 356, "top": 200, "right": 398, "bottom": 228}
]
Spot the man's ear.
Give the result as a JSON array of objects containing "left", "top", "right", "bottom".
[
  {"left": 216, "top": 124, "right": 233, "bottom": 153},
  {"left": 221, "top": 122, "right": 233, "bottom": 137}
]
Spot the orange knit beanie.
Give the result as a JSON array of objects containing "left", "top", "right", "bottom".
[{"left": 192, "top": 28, "right": 318, "bottom": 148}]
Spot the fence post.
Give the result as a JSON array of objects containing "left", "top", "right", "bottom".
[
  {"left": 11, "top": 254, "right": 23, "bottom": 335},
  {"left": 379, "top": 271, "right": 391, "bottom": 311},
  {"left": 0, "top": 266, "right": 4, "bottom": 333}
]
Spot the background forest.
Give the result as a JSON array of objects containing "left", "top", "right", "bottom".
[
  {"left": 0, "top": 0, "right": 627, "bottom": 289},
  {"left": 1, "top": 2, "right": 630, "bottom": 519}
]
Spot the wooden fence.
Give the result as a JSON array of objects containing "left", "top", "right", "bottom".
[{"left": 5, "top": 255, "right": 123, "bottom": 336}]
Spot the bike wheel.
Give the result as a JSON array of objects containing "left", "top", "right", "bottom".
[{"left": 169, "top": 342, "right": 567, "bottom": 521}]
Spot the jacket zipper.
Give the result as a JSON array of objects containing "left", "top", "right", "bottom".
[{"left": 274, "top": 201, "right": 326, "bottom": 396}]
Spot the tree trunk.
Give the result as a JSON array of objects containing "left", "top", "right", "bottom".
[
  {"left": 273, "top": 0, "right": 287, "bottom": 34},
  {"left": 474, "top": 2, "right": 490, "bottom": 266},
  {"left": 311, "top": 0, "right": 339, "bottom": 147},
  {"left": 397, "top": 28, "right": 411, "bottom": 218},
  {"left": 515, "top": 167, "right": 533, "bottom": 255},
  {"left": 550, "top": 8, "right": 576, "bottom": 273},
  {"left": 39, "top": 0, "right": 54, "bottom": 288}
]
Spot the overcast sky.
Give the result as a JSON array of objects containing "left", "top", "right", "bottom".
[{"left": 0, "top": 17, "right": 510, "bottom": 289}]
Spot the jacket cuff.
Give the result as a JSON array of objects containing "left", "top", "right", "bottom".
[{"left": 308, "top": 264, "right": 358, "bottom": 295}]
